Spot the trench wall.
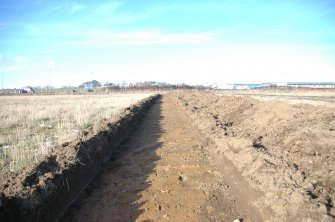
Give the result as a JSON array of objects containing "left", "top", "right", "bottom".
[{"left": 0, "top": 94, "right": 160, "bottom": 222}]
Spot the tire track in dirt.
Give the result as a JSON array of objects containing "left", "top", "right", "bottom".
[{"left": 62, "top": 95, "right": 259, "bottom": 221}]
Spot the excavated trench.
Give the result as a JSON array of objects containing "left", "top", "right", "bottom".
[
  {"left": 2, "top": 92, "right": 333, "bottom": 222},
  {"left": 0, "top": 95, "right": 160, "bottom": 222},
  {"left": 61, "top": 94, "right": 265, "bottom": 221}
]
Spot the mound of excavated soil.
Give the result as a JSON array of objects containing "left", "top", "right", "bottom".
[
  {"left": 0, "top": 95, "right": 159, "bottom": 222},
  {"left": 176, "top": 92, "right": 335, "bottom": 221}
]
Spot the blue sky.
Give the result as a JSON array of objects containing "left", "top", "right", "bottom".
[{"left": 0, "top": 0, "right": 335, "bottom": 87}]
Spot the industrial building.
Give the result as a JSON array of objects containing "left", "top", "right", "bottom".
[{"left": 217, "top": 82, "right": 335, "bottom": 90}]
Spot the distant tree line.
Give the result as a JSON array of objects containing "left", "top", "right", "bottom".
[
  {"left": 8, "top": 80, "right": 207, "bottom": 94},
  {"left": 79, "top": 80, "right": 102, "bottom": 88},
  {"left": 79, "top": 80, "right": 207, "bottom": 91}
]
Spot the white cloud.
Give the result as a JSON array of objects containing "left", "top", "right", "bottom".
[
  {"left": 94, "top": 1, "right": 122, "bottom": 16},
  {"left": 0, "top": 54, "right": 31, "bottom": 72},
  {"left": 102, "top": 31, "right": 216, "bottom": 45},
  {"left": 47, "top": 59, "right": 55, "bottom": 69},
  {"left": 97, "top": 4, "right": 177, "bottom": 24},
  {"left": 70, "top": 2, "right": 86, "bottom": 14},
  {"left": 15, "top": 56, "right": 26, "bottom": 63},
  {"left": 0, "top": 54, "right": 16, "bottom": 70},
  {"left": 50, "top": 5, "right": 62, "bottom": 12},
  {"left": 49, "top": 2, "right": 86, "bottom": 14},
  {"left": 64, "top": 30, "right": 217, "bottom": 47},
  {"left": 92, "top": 44, "right": 335, "bottom": 85}
]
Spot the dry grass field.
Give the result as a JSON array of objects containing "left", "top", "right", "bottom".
[
  {"left": 0, "top": 93, "right": 151, "bottom": 172},
  {"left": 217, "top": 89, "right": 335, "bottom": 107}
]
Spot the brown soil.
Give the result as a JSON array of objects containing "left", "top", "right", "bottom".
[
  {"left": 176, "top": 92, "right": 335, "bottom": 221},
  {"left": 2, "top": 92, "right": 334, "bottom": 221},
  {"left": 0, "top": 95, "right": 159, "bottom": 222},
  {"left": 62, "top": 95, "right": 264, "bottom": 221}
]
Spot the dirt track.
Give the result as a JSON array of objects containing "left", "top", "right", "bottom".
[
  {"left": 62, "top": 95, "right": 264, "bottom": 221},
  {"left": 61, "top": 92, "right": 335, "bottom": 221}
]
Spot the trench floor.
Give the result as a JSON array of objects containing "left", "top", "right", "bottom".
[{"left": 62, "top": 95, "right": 250, "bottom": 221}]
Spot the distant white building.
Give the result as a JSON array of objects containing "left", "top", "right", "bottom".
[
  {"left": 217, "top": 84, "right": 234, "bottom": 90},
  {"left": 217, "top": 82, "right": 335, "bottom": 90},
  {"left": 262, "top": 82, "right": 288, "bottom": 87},
  {"left": 19, "top": 87, "right": 35, "bottom": 93},
  {"left": 286, "top": 82, "right": 335, "bottom": 88},
  {"left": 261, "top": 82, "right": 335, "bottom": 88}
]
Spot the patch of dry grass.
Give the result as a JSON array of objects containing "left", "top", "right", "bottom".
[
  {"left": 218, "top": 89, "right": 335, "bottom": 97},
  {"left": 0, "top": 93, "right": 151, "bottom": 172},
  {"left": 249, "top": 95, "right": 335, "bottom": 107},
  {"left": 217, "top": 90, "right": 335, "bottom": 107}
]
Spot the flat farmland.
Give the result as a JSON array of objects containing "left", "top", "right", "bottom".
[
  {"left": 217, "top": 89, "right": 335, "bottom": 107},
  {"left": 0, "top": 93, "right": 151, "bottom": 172},
  {"left": 1, "top": 91, "right": 335, "bottom": 221}
]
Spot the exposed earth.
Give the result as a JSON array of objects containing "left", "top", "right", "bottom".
[
  {"left": 62, "top": 95, "right": 263, "bottom": 221},
  {"left": 2, "top": 92, "right": 335, "bottom": 221},
  {"left": 176, "top": 92, "right": 335, "bottom": 221}
]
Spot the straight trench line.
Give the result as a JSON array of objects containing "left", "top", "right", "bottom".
[{"left": 62, "top": 96, "right": 262, "bottom": 221}]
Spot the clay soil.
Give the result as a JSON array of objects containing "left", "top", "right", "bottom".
[
  {"left": 176, "top": 92, "right": 335, "bottom": 221},
  {"left": 62, "top": 92, "right": 335, "bottom": 222},
  {"left": 4, "top": 92, "right": 334, "bottom": 221},
  {"left": 0, "top": 95, "right": 158, "bottom": 221},
  {"left": 62, "top": 95, "right": 265, "bottom": 221}
]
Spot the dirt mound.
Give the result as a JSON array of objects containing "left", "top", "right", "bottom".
[
  {"left": 176, "top": 92, "right": 335, "bottom": 221},
  {"left": 0, "top": 95, "right": 160, "bottom": 222}
]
